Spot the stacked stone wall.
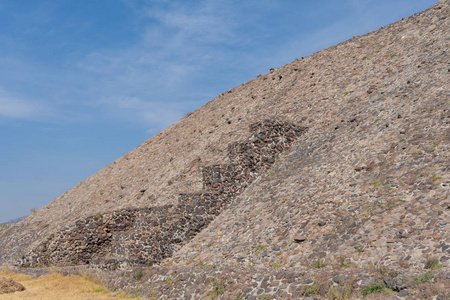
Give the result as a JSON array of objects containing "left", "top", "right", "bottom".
[{"left": 18, "top": 120, "right": 307, "bottom": 268}]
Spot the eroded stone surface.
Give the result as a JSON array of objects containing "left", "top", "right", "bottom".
[
  {"left": 1, "top": 1, "right": 449, "bottom": 299},
  {"left": 17, "top": 120, "right": 306, "bottom": 268}
]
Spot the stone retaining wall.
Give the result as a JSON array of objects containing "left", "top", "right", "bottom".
[{"left": 17, "top": 120, "right": 307, "bottom": 268}]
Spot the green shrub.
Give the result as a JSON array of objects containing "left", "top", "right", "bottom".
[
  {"left": 134, "top": 269, "right": 144, "bottom": 281},
  {"left": 415, "top": 272, "right": 431, "bottom": 284},
  {"left": 425, "top": 258, "right": 441, "bottom": 270},
  {"left": 272, "top": 259, "right": 282, "bottom": 268},
  {"left": 304, "top": 284, "right": 319, "bottom": 296},
  {"left": 362, "top": 281, "right": 385, "bottom": 297}
]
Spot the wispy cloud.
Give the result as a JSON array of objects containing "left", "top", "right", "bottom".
[
  {"left": 72, "top": 0, "right": 252, "bottom": 128},
  {"left": 143, "top": 1, "right": 238, "bottom": 46},
  {"left": 0, "top": 0, "right": 438, "bottom": 131},
  {"left": 0, "top": 88, "right": 55, "bottom": 120},
  {"left": 0, "top": 0, "right": 439, "bottom": 223},
  {"left": 0, "top": 0, "right": 285, "bottom": 129}
]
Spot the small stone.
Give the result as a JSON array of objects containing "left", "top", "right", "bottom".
[
  {"left": 398, "top": 290, "right": 409, "bottom": 297},
  {"left": 293, "top": 235, "right": 307, "bottom": 243},
  {"left": 354, "top": 164, "right": 367, "bottom": 171},
  {"left": 332, "top": 275, "right": 348, "bottom": 285}
]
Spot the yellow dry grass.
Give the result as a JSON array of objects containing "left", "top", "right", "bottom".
[{"left": 0, "top": 270, "right": 140, "bottom": 300}]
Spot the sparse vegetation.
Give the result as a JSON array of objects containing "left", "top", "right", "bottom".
[
  {"left": 206, "top": 277, "right": 226, "bottom": 299},
  {"left": 0, "top": 270, "right": 139, "bottom": 299},
  {"left": 361, "top": 281, "right": 386, "bottom": 297},
  {"left": 328, "top": 283, "right": 354, "bottom": 300},
  {"left": 425, "top": 257, "right": 441, "bottom": 270},
  {"left": 255, "top": 245, "right": 266, "bottom": 254},
  {"left": 431, "top": 175, "right": 441, "bottom": 181},
  {"left": 358, "top": 211, "right": 369, "bottom": 219},
  {"left": 272, "top": 259, "right": 282, "bottom": 268},
  {"left": 131, "top": 289, "right": 142, "bottom": 297},
  {"left": 430, "top": 141, "right": 440, "bottom": 151},
  {"left": 0, "top": 3, "right": 447, "bottom": 300},
  {"left": 134, "top": 269, "right": 144, "bottom": 281},
  {"left": 328, "top": 287, "right": 343, "bottom": 300},
  {"left": 311, "top": 259, "right": 326, "bottom": 268},
  {"left": 338, "top": 257, "right": 352, "bottom": 268},
  {"left": 415, "top": 272, "right": 432, "bottom": 284},
  {"left": 304, "top": 284, "right": 319, "bottom": 296},
  {"left": 372, "top": 179, "right": 383, "bottom": 187}
]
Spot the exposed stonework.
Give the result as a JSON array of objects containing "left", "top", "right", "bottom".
[
  {"left": 1, "top": 1, "right": 449, "bottom": 299},
  {"left": 94, "top": 265, "right": 449, "bottom": 299},
  {"left": 17, "top": 264, "right": 449, "bottom": 299},
  {"left": 18, "top": 120, "right": 307, "bottom": 268}
]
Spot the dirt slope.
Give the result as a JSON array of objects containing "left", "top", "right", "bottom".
[{"left": 1, "top": 0, "right": 449, "bottom": 298}]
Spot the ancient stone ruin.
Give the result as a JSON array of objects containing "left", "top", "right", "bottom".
[{"left": 18, "top": 120, "right": 307, "bottom": 269}]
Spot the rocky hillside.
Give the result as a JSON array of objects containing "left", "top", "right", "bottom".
[{"left": 1, "top": 0, "right": 449, "bottom": 299}]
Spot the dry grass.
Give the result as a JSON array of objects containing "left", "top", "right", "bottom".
[{"left": 0, "top": 270, "right": 139, "bottom": 300}]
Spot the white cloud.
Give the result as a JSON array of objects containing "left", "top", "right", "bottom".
[
  {"left": 72, "top": 0, "right": 248, "bottom": 127},
  {"left": 144, "top": 1, "right": 238, "bottom": 47},
  {"left": 3, "top": 0, "right": 436, "bottom": 130},
  {"left": 0, "top": 88, "right": 54, "bottom": 120},
  {"left": 2, "top": 0, "right": 262, "bottom": 129}
]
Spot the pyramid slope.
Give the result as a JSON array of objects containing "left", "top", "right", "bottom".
[
  {"left": 171, "top": 0, "right": 450, "bottom": 272},
  {"left": 0, "top": 0, "right": 449, "bottom": 298}
]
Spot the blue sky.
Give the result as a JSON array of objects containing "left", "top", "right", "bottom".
[{"left": 0, "top": 0, "right": 438, "bottom": 223}]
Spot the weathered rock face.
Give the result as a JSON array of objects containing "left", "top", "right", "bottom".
[
  {"left": 170, "top": 0, "right": 450, "bottom": 275},
  {"left": 1, "top": 1, "right": 449, "bottom": 298},
  {"left": 18, "top": 121, "right": 307, "bottom": 268}
]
